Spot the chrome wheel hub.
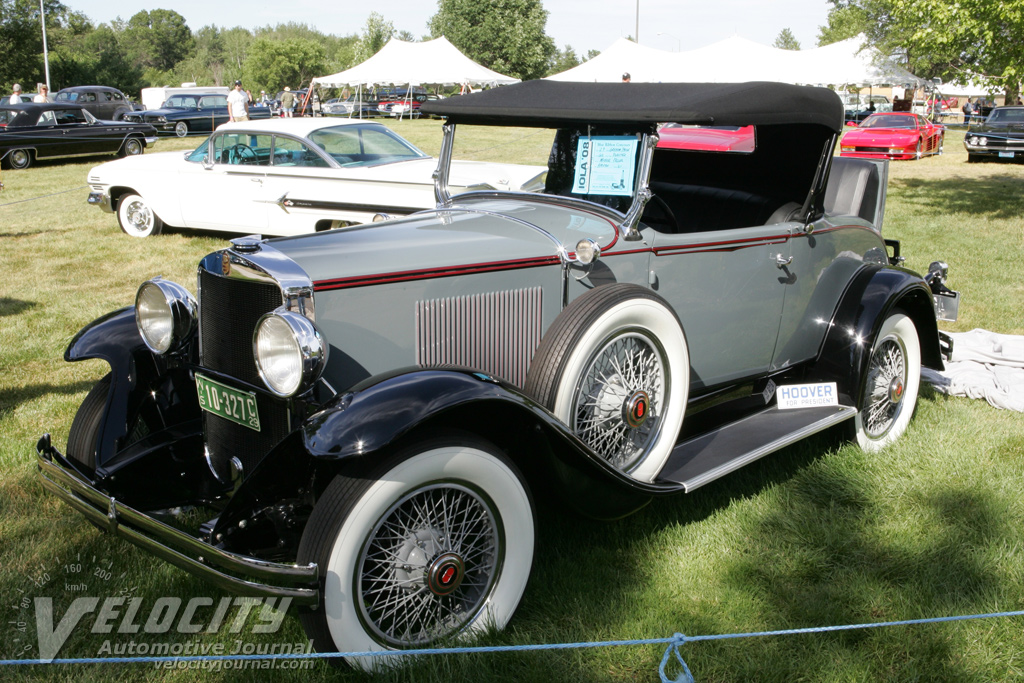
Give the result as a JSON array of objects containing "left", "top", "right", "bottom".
[
  {"left": 862, "top": 336, "right": 906, "bottom": 438},
  {"left": 357, "top": 483, "right": 499, "bottom": 647},
  {"left": 572, "top": 332, "right": 665, "bottom": 472},
  {"left": 126, "top": 202, "right": 151, "bottom": 230}
]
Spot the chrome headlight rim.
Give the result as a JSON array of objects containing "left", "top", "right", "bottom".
[
  {"left": 134, "top": 278, "right": 197, "bottom": 355},
  {"left": 253, "top": 309, "right": 328, "bottom": 398}
]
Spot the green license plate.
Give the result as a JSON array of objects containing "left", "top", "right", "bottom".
[{"left": 195, "top": 373, "right": 261, "bottom": 432}]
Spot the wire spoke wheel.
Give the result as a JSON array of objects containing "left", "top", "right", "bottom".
[
  {"left": 861, "top": 336, "right": 906, "bottom": 438},
  {"left": 854, "top": 311, "right": 920, "bottom": 451},
  {"left": 571, "top": 331, "right": 665, "bottom": 472},
  {"left": 358, "top": 483, "right": 499, "bottom": 647}
]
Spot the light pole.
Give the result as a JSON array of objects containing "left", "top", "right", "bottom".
[
  {"left": 635, "top": 0, "right": 639, "bottom": 43},
  {"left": 657, "top": 32, "right": 681, "bottom": 52},
  {"left": 40, "top": 0, "right": 51, "bottom": 91}
]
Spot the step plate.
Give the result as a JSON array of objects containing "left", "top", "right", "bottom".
[{"left": 656, "top": 405, "right": 857, "bottom": 492}]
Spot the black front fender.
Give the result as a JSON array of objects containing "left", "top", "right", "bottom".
[
  {"left": 65, "top": 306, "right": 202, "bottom": 475},
  {"left": 216, "top": 368, "right": 663, "bottom": 554},
  {"left": 811, "top": 266, "right": 942, "bottom": 404}
]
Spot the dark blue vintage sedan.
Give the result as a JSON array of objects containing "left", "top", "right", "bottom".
[
  {"left": 124, "top": 92, "right": 272, "bottom": 137},
  {"left": 0, "top": 102, "right": 157, "bottom": 169}
]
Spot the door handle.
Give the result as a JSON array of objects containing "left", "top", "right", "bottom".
[
  {"left": 251, "top": 178, "right": 263, "bottom": 184},
  {"left": 775, "top": 254, "right": 793, "bottom": 268}
]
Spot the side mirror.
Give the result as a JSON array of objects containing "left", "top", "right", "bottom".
[
  {"left": 845, "top": 121, "right": 858, "bottom": 127},
  {"left": 202, "top": 154, "right": 214, "bottom": 170}
]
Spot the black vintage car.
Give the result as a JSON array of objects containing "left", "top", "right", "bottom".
[
  {"left": 53, "top": 85, "right": 143, "bottom": 121},
  {"left": 124, "top": 92, "right": 272, "bottom": 137},
  {"left": 964, "top": 105, "right": 1024, "bottom": 162},
  {"left": 0, "top": 103, "right": 157, "bottom": 169}
]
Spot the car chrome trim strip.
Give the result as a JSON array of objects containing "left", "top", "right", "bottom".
[
  {"left": 268, "top": 195, "right": 419, "bottom": 216},
  {"left": 36, "top": 439, "right": 319, "bottom": 605}
]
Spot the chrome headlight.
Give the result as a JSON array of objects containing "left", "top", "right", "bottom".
[
  {"left": 154, "top": 116, "right": 167, "bottom": 123},
  {"left": 135, "top": 279, "right": 197, "bottom": 354},
  {"left": 253, "top": 310, "right": 328, "bottom": 397}
]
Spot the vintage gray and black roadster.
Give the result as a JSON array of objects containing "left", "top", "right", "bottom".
[{"left": 37, "top": 81, "right": 959, "bottom": 666}]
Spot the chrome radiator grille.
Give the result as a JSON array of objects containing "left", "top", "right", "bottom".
[{"left": 415, "top": 287, "right": 543, "bottom": 387}]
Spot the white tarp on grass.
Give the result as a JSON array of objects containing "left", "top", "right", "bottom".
[
  {"left": 923, "top": 330, "right": 1024, "bottom": 412},
  {"left": 313, "top": 36, "right": 520, "bottom": 88}
]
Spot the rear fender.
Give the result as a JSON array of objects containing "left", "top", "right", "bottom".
[
  {"left": 810, "top": 266, "right": 942, "bottom": 404},
  {"left": 65, "top": 306, "right": 202, "bottom": 473}
]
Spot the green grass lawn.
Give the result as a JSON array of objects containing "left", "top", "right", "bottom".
[{"left": 1, "top": 122, "right": 1022, "bottom": 682}]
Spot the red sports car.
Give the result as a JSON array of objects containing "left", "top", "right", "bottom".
[
  {"left": 840, "top": 112, "right": 944, "bottom": 160},
  {"left": 657, "top": 124, "right": 756, "bottom": 152}
]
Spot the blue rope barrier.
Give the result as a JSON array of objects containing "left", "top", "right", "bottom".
[{"left": 1, "top": 608, "right": 1022, "bottom": 683}]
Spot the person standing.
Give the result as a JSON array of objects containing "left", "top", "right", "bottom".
[
  {"left": 33, "top": 84, "right": 51, "bottom": 103},
  {"left": 9, "top": 83, "right": 22, "bottom": 104},
  {"left": 280, "top": 87, "right": 295, "bottom": 118},
  {"left": 227, "top": 80, "right": 249, "bottom": 123}
]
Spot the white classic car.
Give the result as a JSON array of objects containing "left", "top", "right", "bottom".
[{"left": 86, "top": 118, "right": 546, "bottom": 237}]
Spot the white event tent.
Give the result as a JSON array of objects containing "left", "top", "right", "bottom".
[
  {"left": 313, "top": 36, "right": 520, "bottom": 89},
  {"left": 548, "top": 35, "right": 925, "bottom": 88}
]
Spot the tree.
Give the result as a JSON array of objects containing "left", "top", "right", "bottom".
[
  {"left": 122, "top": 9, "right": 193, "bottom": 72},
  {"left": 773, "top": 28, "right": 801, "bottom": 50},
  {"left": 242, "top": 37, "right": 326, "bottom": 93},
  {"left": 890, "top": 0, "right": 1024, "bottom": 98},
  {"left": 816, "top": 0, "right": 1022, "bottom": 96},
  {"left": 548, "top": 45, "right": 580, "bottom": 76},
  {"left": 1, "top": 0, "right": 76, "bottom": 89},
  {"left": 354, "top": 12, "right": 393, "bottom": 63},
  {"left": 428, "top": 0, "right": 556, "bottom": 81}
]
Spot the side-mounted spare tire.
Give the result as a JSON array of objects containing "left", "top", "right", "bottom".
[{"left": 524, "top": 283, "right": 689, "bottom": 483}]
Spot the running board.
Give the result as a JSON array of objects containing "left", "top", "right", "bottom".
[{"left": 656, "top": 405, "right": 857, "bottom": 492}]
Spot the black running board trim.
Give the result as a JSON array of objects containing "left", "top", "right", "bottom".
[{"left": 656, "top": 405, "right": 857, "bottom": 492}]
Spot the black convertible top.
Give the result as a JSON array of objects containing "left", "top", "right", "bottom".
[{"left": 421, "top": 81, "right": 844, "bottom": 132}]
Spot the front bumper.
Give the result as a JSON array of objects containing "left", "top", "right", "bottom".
[
  {"left": 963, "top": 143, "right": 1024, "bottom": 159},
  {"left": 87, "top": 190, "right": 113, "bottom": 213},
  {"left": 36, "top": 434, "right": 319, "bottom": 606}
]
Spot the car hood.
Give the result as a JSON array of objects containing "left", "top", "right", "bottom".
[
  {"left": 972, "top": 122, "right": 1024, "bottom": 135},
  {"left": 269, "top": 196, "right": 619, "bottom": 286},
  {"left": 88, "top": 150, "right": 191, "bottom": 178},
  {"left": 843, "top": 129, "right": 918, "bottom": 144}
]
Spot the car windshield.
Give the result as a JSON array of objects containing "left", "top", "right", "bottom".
[
  {"left": 987, "top": 108, "right": 1024, "bottom": 124},
  {"left": 307, "top": 124, "right": 428, "bottom": 167},
  {"left": 858, "top": 114, "right": 917, "bottom": 129}
]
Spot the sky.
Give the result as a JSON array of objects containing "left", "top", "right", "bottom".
[{"left": 64, "top": 0, "right": 833, "bottom": 57}]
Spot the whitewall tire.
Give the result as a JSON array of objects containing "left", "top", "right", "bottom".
[
  {"left": 854, "top": 311, "right": 921, "bottom": 451},
  {"left": 116, "top": 193, "right": 163, "bottom": 238},
  {"left": 174, "top": 121, "right": 189, "bottom": 137},
  {"left": 524, "top": 284, "right": 689, "bottom": 483},
  {"left": 297, "top": 435, "right": 534, "bottom": 670}
]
